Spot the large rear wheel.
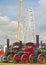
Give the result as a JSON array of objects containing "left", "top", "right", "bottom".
[
  {"left": 38, "top": 54, "right": 46, "bottom": 64},
  {"left": 45, "top": 55, "right": 46, "bottom": 62},
  {"left": 21, "top": 54, "right": 28, "bottom": 63},
  {"left": 29, "top": 54, "right": 34, "bottom": 63},
  {"left": 13, "top": 54, "right": 20, "bottom": 63},
  {"left": 7, "top": 54, "right": 13, "bottom": 63}
]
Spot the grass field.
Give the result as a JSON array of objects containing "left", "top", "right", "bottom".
[{"left": 0, "top": 63, "right": 46, "bottom": 65}]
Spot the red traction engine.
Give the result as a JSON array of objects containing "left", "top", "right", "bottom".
[{"left": 13, "top": 43, "right": 35, "bottom": 63}]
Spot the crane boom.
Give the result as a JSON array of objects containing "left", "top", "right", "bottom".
[
  {"left": 20, "top": 0, "right": 22, "bottom": 16},
  {"left": 16, "top": 0, "right": 22, "bottom": 41}
]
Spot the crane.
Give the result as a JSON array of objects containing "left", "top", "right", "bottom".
[
  {"left": 16, "top": 0, "right": 22, "bottom": 42},
  {"left": 24, "top": 8, "right": 35, "bottom": 43}
]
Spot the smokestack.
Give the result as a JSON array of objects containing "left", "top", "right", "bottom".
[
  {"left": 7, "top": 39, "right": 9, "bottom": 50},
  {"left": 19, "top": 41, "right": 22, "bottom": 49},
  {"left": 41, "top": 40, "right": 42, "bottom": 48},
  {"left": 36, "top": 35, "right": 39, "bottom": 47}
]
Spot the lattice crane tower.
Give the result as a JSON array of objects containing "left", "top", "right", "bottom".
[{"left": 24, "top": 8, "right": 35, "bottom": 43}]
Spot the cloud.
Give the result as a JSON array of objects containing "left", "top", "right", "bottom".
[
  {"left": 37, "top": 0, "right": 46, "bottom": 42},
  {"left": 0, "top": 16, "right": 17, "bottom": 44},
  {"left": 38, "top": 0, "right": 46, "bottom": 29},
  {"left": 39, "top": 31, "right": 46, "bottom": 43},
  {"left": 0, "top": 16, "right": 24, "bottom": 44},
  {"left": 0, "top": 16, "right": 10, "bottom": 25}
]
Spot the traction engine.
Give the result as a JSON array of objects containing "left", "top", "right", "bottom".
[{"left": 1, "top": 35, "right": 46, "bottom": 64}]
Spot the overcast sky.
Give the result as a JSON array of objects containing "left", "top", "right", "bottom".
[{"left": 0, "top": 0, "right": 46, "bottom": 45}]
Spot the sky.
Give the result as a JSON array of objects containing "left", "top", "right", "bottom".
[{"left": 0, "top": 0, "right": 46, "bottom": 45}]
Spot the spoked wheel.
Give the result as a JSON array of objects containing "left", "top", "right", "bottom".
[
  {"left": 13, "top": 54, "right": 20, "bottom": 63},
  {"left": 21, "top": 54, "right": 28, "bottom": 63},
  {"left": 7, "top": 54, "right": 13, "bottom": 63},
  {"left": 45, "top": 55, "right": 46, "bottom": 62},
  {"left": 1, "top": 55, "right": 8, "bottom": 62},
  {"left": 38, "top": 54, "right": 46, "bottom": 64},
  {"left": 29, "top": 54, "right": 34, "bottom": 63}
]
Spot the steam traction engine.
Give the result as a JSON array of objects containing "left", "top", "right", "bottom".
[
  {"left": 1, "top": 35, "right": 46, "bottom": 63},
  {"left": 13, "top": 42, "right": 35, "bottom": 63}
]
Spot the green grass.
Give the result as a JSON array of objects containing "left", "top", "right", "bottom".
[{"left": 0, "top": 63, "right": 46, "bottom": 65}]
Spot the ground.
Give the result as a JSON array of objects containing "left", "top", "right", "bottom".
[{"left": 0, "top": 63, "right": 46, "bottom": 65}]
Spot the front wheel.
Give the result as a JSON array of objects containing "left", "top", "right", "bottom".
[
  {"left": 29, "top": 54, "right": 34, "bottom": 63},
  {"left": 7, "top": 54, "right": 13, "bottom": 63},
  {"left": 21, "top": 54, "right": 28, "bottom": 63},
  {"left": 38, "top": 54, "right": 46, "bottom": 64},
  {"left": 13, "top": 54, "right": 20, "bottom": 63},
  {"left": 1, "top": 55, "right": 8, "bottom": 62}
]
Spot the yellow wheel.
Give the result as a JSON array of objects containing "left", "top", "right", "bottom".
[{"left": 7, "top": 54, "right": 13, "bottom": 63}]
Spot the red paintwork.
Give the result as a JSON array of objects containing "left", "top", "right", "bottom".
[
  {"left": 23, "top": 45, "right": 35, "bottom": 56},
  {"left": 0, "top": 49, "right": 5, "bottom": 56}
]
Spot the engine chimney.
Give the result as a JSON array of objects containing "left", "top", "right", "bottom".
[
  {"left": 7, "top": 39, "right": 9, "bottom": 50},
  {"left": 41, "top": 40, "right": 42, "bottom": 48},
  {"left": 36, "top": 35, "right": 39, "bottom": 47},
  {"left": 19, "top": 41, "right": 22, "bottom": 50}
]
